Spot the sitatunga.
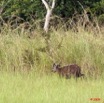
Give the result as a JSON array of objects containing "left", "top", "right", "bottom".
[{"left": 52, "top": 63, "right": 84, "bottom": 79}]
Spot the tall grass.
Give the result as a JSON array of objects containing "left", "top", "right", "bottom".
[{"left": 0, "top": 23, "right": 104, "bottom": 77}]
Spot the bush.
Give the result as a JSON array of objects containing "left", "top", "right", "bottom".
[
  {"left": 91, "top": 0, "right": 104, "bottom": 15},
  {"left": 0, "top": 0, "right": 45, "bottom": 21},
  {"left": 98, "top": 14, "right": 104, "bottom": 25},
  {"left": 0, "top": 0, "right": 103, "bottom": 22}
]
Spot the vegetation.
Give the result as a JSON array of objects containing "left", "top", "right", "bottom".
[
  {"left": 0, "top": 0, "right": 104, "bottom": 24},
  {"left": 0, "top": 23, "right": 104, "bottom": 76},
  {"left": 0, "top": 72, "right": 104, "bottom": 103},
  {"left": 0, "top": 0, "right": 104, "bottom": 102}
]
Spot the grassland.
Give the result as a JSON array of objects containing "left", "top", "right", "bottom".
[
  {"left": 0, "top": 72, "right": 104, "bottom": 103},
  {"left": 0, "top": 24, "right": 104, "bottom": 103}
]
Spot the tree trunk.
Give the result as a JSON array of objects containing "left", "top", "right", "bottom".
[
  {"left": 44, "top": 9, "right": 52, "bottom": 33},
  {"left": 42, "top": 0, "right": 55, "bottom": 33}
]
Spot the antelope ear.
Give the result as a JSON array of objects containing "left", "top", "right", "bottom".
[{"left": 53, "top": 63, "right": 56, "bottom": 67}]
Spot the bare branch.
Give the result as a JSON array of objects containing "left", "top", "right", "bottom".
[
  {"left": 51, "top": 0, "right": 55, "bottom": 9},
  {"left": 0, "top": 7, "right": 3, "bottom": 15},
  {"left": 77, "top": 1, "right": 90, "bottom": 23},
  {"left": 42, "top": 0, "right": 50, "bottom": 10}
]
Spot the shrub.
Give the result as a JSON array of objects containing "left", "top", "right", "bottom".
[{"left": 98, "top": 14, "right": 104, "bottom": 25}]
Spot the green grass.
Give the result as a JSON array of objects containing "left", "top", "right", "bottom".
[{"left": 0, "top": 72, "right": 104, "bottom": 103}]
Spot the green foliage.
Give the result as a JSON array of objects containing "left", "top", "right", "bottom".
[
  {"left": 0, "top": 0, "right": 103, "bottom": 21},
  {"left": 98, "top": 14, "right": 104, "bottom": 25},
  {"left": 91, "top": 0, "right": 104, "bottom": 15},
  {"left": 0, "top": 0, "right": 45, "bottom": 20}
]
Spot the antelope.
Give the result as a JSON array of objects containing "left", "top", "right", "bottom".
[{"left": 52, "top": 63, "right": 84, "bottom": 79}]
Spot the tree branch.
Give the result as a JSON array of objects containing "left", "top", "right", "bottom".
[
  {"left": 51, "top": 0, "right": 55, "bottom": 9},
  {"left": 42, "top": 0, "right": 50, "bottom": 10}
]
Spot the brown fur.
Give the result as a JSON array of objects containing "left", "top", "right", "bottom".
[{"left": 52, "top": 63, "right": 84, "bottom": 79}]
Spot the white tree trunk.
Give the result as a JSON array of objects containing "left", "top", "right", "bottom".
[
  {"left": 44, "top": 9, "right": 52, "bottom": 33},
  {"left": 42, "top": 0, "right": 55, "bottom": 33}
]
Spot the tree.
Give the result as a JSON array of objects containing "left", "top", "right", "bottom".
[
  {"left": 42, "top": 0, "right": 55, "bottom": 33},
  {"left": 0, "top": 0, "right": 103, "bottom": 25}
]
